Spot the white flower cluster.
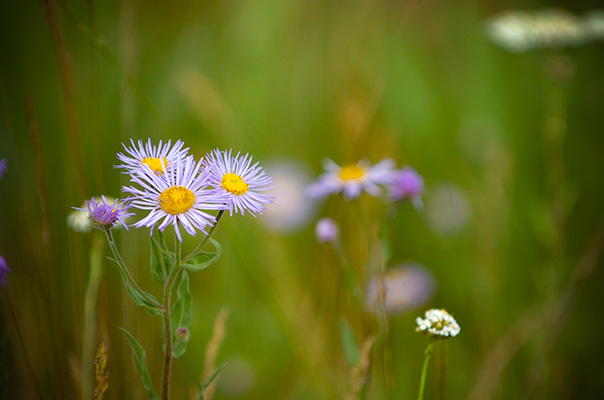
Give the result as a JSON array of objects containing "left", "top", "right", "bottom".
[
  {"left": 415, "top": 309, "right": 460, "bottom": 338},
  {"left": 485, "top": 9, "right": 604, "bottom": 53}
]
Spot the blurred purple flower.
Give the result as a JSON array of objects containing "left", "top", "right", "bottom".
[
  {"left": 365, "top": 263, "right": 435, "bottom": 315},
  {"left": 0, "top": 256, "right": 10, "bottom": 287},
  {"left": 315, "top": 217, "right": 339, "bottom": 243},
  {"left": 387, "top": 167, "right": 424, "bottom": 210},
  {"left": 0, "top": 158, "right": 6, "bottom": 180}
]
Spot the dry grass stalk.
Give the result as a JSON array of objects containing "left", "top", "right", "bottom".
[
  {"left": 345, "top": 335, "right": 376, "bottom": 400},
  {"left": 94, "top": 338, "right": 109, "bottom": 400}
]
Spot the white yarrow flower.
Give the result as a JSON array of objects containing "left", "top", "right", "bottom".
[{"left": 415, "top": 308, "right": 460, "bottom": 338}]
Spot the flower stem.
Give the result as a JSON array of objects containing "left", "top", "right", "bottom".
[
  {"left": 181, "top": 210, "right": 224, "bottom": 265},
  {"left": 418, "top": 340, "right": 437, "bottom": 400},
  {"left": 161, "top": 236, "right": 181, "bottom": 400},
  {"left": 104, "top": 229, "right": 162, "bottom": 309},
  {"left": 161, "top": 212, "right": 224, "bottom": 399}
]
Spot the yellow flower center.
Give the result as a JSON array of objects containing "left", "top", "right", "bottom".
[
  {"left": 222, "top": 173, "right": 248, "bottom": 195},
  {"left": 338, "top": 164, "right": 366, "bottom": 182},
  {"left": 142, "top": 157, "right": 168, "bottom": 174},
  {"left": 159, "top": 186, "right": 195, "bottom": 215}
]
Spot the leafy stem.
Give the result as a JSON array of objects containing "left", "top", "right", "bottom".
[{"left": 105, "top": 229, "right": 162, "bottom": 309}]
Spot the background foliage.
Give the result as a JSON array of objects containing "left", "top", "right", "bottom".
[{"left": 1, "top": 0, "right": 604, "bottom": 398}]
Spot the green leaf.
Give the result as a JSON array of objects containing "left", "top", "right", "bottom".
[
  {"left": 182, "top": 238, "right": 222, "bottom": 272},
  {"left": 119, "top": 327, "right": 160, "bottom": 400},
  {"left": 171, "top": 271, "right": 192, "bottom": 358},
  {"left": 197, "top": 362, "right": 228, "bottom": 400},
  {"left": 107, "top": 257, "right": 162, "bottom": 316},
  {"left": 150, "top": 232, "right": 175, "bottom": 285},
  {"left": 339, "top": 318, "right": 360, "bottom": 366}
]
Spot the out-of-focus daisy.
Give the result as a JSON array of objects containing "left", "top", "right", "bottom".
[
  {"left": 315, "top": 217, "right": 339, "bottom": 243},
  {"left": 0, "top": 158, "right": 6, "bottom": 180},
  {"left": 485, "top": 9, "right": 594, "bottom": 53},
  {"left": 0, "top": 256, "right": 10, "bottom": 287},
  {"left": 203, "top": 149, "right": 274, "bottom": 216},
  {"left": 425, "top": 182, "right": 471, "bottom": 236},
  {"left": 72, "top": 196, "right": 135, "bottom": 231},
  {"left": 115, "top": 138, "right": 189, "bottom": 176},
  {"left": 124, "top": 156, "right": 229, "bottom": 242},
  {"left": 260, "top": 161, "right": 317, "bottom": 232},
  {"left": 387, "top": 167, "right": 424, "bottom": 210},
  {"left": 365, "top": 264, "right": 435, "bottom": 315},
  {"left": 307, "top": 158, "right": 395, "bottom": 200},
  {"left": 415, "top": 308, "right": 460, "bottom": 338}
]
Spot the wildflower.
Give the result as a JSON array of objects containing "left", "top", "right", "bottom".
[
  {"left": 307, "top": 158, "right": 395, "bottom": 200},
  {"left": 387, "top": 167, "right": 424, "bottom": 210},
  {"left": 73, "top": 196, "right": 135, "bottom": 231},
  {"left": 485, "top": 9, "right": 592, "bottom": 53},
  {"left": 415, "top": 308, "right": 460, "bottom": 338},
  {"left": 260, "top": 161, "right": 317, "bottom": 232},
  {"left": 365, "top": 264, "right": 435, "bottom": 315},
  {"left": 0, "top": 158, "right": 6, "bottom": 180},
  {"left": 425, "top": 182, "right": 470, "bottom": 236},
  {"left": 315, "top": 217, "right": 339, "bottom": 243},
  {"left": 115, "top": 138, "right": 189, "bottom": 176},
  {"left": 0, "top": 256, "right": 9, "bottom": 287},
  {"left": 124, "top": 156, "right": 229, "bottom": 242},
  {"left": 203, "top": 149, "right": 274, "bottom": 216}
]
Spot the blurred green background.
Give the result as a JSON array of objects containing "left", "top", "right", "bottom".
[{"left": 1, "top": 0, "right": 604, "bottom": 399}]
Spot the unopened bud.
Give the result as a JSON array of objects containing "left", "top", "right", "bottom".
[{"left": 175, "top": 327, "right": 189, "bottom": 341}]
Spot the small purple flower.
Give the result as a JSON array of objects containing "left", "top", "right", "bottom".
[
  {"left": 0, "top": 158, "right": 6, "bottom": 180},
  {"left": 387, "top": 167, "right": 424, "bottom": 210},
  {"left": 74, "top": 196, "right": 135, "bottom": 231},
  {"left": 203, "top": 149, "right": 274, "bottom": 217},
  {"left": 0, "top": 256, "right": 10, "bottom": 287},
  {"left": 307, "top": 158, "right": 395, "bottom": 200},
  {"left": 315, "top": 217, "right": 339, "bottom": 243},
  {"left": 123, "top": 156, "right": 230, "bottom": 242}
]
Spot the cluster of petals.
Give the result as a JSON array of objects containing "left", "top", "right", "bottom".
[
  {"left": 307, "top": 158, "right": 424, "bottom": 204},
  {"left": 415, "top": 308, "right": 460, "bottom": 338},
  {"left": 116, "top": 139, "right": 273, "bottom": 241}
]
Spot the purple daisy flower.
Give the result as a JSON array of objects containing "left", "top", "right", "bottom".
[
  {"left": 73, "top": 196, "right": 135, "bottom": 231},
  {"left": 307, "top": 158, "right": 395, "bottom": 200},
  {"left": 123, "top": 155, "right": 230, "bottom": 242},
  {"left": 115, "top": 138, "right": 189, "bottom": 177},
  {"left": 0, "top": 256, "right": 10, "bottom": 287},
  {"left": 203, "top": 149, "right": 274, "bottom": 216},
  {"left": 387, "top": 167, "right": 424, "bottom": 210},
  {"left": 0, "top": 158, "right": 6, "bottom": 180}
]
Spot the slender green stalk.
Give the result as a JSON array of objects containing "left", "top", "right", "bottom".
[
  {"left": 162, "top": 238, "right": 181, "bottom": 400},
  {"left": 104, "top": 229, "right": 162, "bottom": 309},
  {"left": 162, "top": 211, "right": 224, "bottom": 399},
  {"left": 332, "top": 238, "right": 362, "bottom": 304},
  {"left": 181, "top": 210, "right": 224, "bottom": 265},
  {"left": 417, "top": 340, "right": 437, "bottom": 400}
]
